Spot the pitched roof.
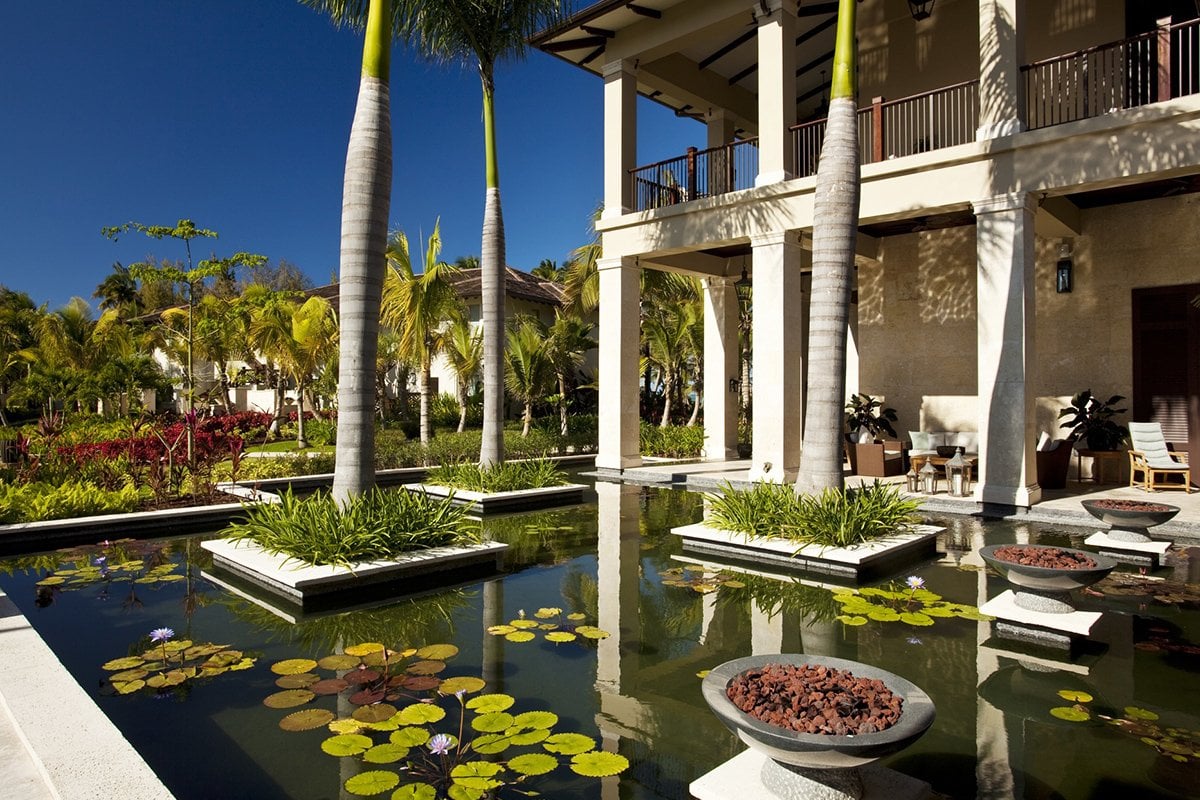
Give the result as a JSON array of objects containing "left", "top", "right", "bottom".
[{"left": 447, "top": 267, "right": 564, "bottom": 307}]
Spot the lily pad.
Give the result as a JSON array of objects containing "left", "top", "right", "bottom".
[
  {"left": 343, "top": 770, "right": 399, "bottom": 796},
  {"left": 505, "top": 631, "right": 536, "bottom": 643},
  {"left": 102, "top": 656, "right": 146, "bottom": 671},
  {"left": 113, "top": 679, "right": 145, "bottom": 694},
  {"left": 363, "top": 743, "right": 408, "bottom": 764},
  {"left": 575, "top": 626, "right": 610, "bottom": 640},
  {"left": 566, "top": 613, "right": 586, "bottom": 621},
  {"left": 343, "top": 642, "right": 385, "bottom": 657},
  {"left": 390, "top": 727, "right": 430, "bottom": 747},
  {"left": 401, "top": 676, "right": 442, "bottom": 692},
  {"left": 513, "top": 710, "right": 558, "bottom": 730},
  {"left": 543, "top": 732, "right": 595, "bottom": 755},
  {"left": 416, "top": 644, "right": 459, "bottom": 660},
  {"left": 263, "top": 689, "right": 316, "bottom": 709},
  {"left": 545, "top": 632, "right": 577, "bottom": 643},
  {"left": 353, "top": 703, "right": 398, "bottom": 723},
  {"left": 1125, "top": 706, "right": 1160, "bottom": 721},
  {"left": 439, "top": 676, "right": 486, "bottom": 695},
  {"left": 900, "top": 612, "right": 935, "bottom": 627},
  {"left": 275, "top": 673, "right": 320, "bottom": 689},
  {"left": 1050, "top": 706, "right": 1091, "bottom": 722},
  {"left": 309, "top": 678, "right": 350, "bottom": 695},
  {"left": 279, "top": 708, "right": 336, "bottom": 732},
  {"left": 1057, "top": 690, "right": 1094, "bottom": 703},
  {"left": 467, "top": 694, "right": 516, "bottom": 713},
  {"left": 570, "top": 751, "right": 629, "bottom": 777},
  {"left": 396, "top": 703, "right": 446, "bottom": 725},
  {"left": 836, "top": 615, "right": 868, "bottom": 626},
  {"left": 321, "top": 733, "right": 374, "bottom": 757},
  {"left": 406, "top": 660, "right": 446, "bottom": 676},
  {"left": 391, "top": 784, "right": 437, "bottom": 800},
  {"left": 510, "top": 619, "right": 540, "bottom": 630},
  {"left": 471, "top": 712, "right": 515, "bottom": 733},
  {"left": 317, "top": 654, "right": 361, "bottom": 671},
  {"left": 534, "top": 608, "right": 562, "bottom": 618},
  {"left": 271, "top": 658, "right": 319, "bottom": 676},
  {"left": 508, "top": 752, "right": 558, "bottom": 776},
  {"left": 468, "top": 733, "right": 513, "bottom": 755},
  {"left": 507, "top": 727, "right": 550, "bottom": 746},
  {"left": 328, "top": 719, "right": 364, "bottom": 735},
  {"left": 486, "top": 625, "right": 516, "bottom": 635}
]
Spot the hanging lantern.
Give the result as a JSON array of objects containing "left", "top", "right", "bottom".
[
  {"left": 919, "top": 460, "right": 939, "bottom": 494},
  {"left": 945, "top": 447, "right": 972, "bottom": 497},
  {"left": 907, "top": 0, "right": 935, "bottom": 21}
]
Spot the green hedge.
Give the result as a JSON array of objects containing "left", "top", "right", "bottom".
[
  {"left": 0, "top": 481, "right": 148, "bottom": 523},
  {"left": 640, "top": 423, "right": 705, "bottom": 458}
]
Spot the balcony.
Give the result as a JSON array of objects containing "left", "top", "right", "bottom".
[{"left": 628, "top": 17, "right": 1200, "bottom": 213}]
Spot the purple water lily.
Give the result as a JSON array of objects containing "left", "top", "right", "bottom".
[
  {"left": 905, "top": 576, "right": 925, "bottom": 591},
  {"left": 427, "top": 733, "right": 453, "bottom": 755},
  {"left": 149, "top": 627, "right": 175, "bottom": 643}
]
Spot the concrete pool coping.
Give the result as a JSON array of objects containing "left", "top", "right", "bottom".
[{"left": 0, "top": 586, "right": 174, "bottom": 800}]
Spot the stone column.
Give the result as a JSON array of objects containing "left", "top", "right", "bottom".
[
  {"left": 972, "top": 192, "right": 1040, "bottom": 507},
  {"left": 596, "top": 256, "right": 642, "bottom": 473},
  {"left": 755, "top": 0, "right": 797, "bottom": 186},
  {"left": 750, "top": 232, "right": 804, "bottom": 482},
  {"left": 595, "top": 480, "right": 643, "bottom": 692},
  {"left": 703, "top": 276, "right": 739, "bottom": 461},
  {"left": 978, "top": 0, "right": 1026, "bottom": 139},
  {"left": 603, "top": 59, "right": 637, "bottom": 218},
  {"left": 706, "top": 109, "right": 738, "bottom": 195}
]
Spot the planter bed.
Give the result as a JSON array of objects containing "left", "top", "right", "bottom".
[
  {"left": 410, "top": 483, "right": 588, "bottom": 513},
  {"left": 201, "top": 538, "right": 509, "bottom": 609},
  {"left": 670, "top": 523, "right": 940, "bottom": 581}
]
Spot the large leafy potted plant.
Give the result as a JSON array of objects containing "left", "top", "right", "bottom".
[
  {"left": 844, "top": 394, "right": 898, "bottom": 442},
  {"left": 1058, "top": 391, "right": 1129, "bottom": 451}
]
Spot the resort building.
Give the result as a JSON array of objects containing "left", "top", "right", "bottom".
[{"left": 534, "top": 0, "right": 1200, "bottom": 506}]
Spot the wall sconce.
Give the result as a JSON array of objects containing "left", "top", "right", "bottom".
[
  {"left": 728, "top": 377, "right": 741, "bottom": 394},
  {"left": 734, "top": 261, "right": 752, "bottom": 305},
  {"left": 907, "top": 0, "right": 935, "bottom": 20},
  {"left": 1056, "top": 241, "right": 1073, "bottom": 294}
]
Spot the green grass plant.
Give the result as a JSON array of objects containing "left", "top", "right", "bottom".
[
  {"left": 639, "top": 422, "right": 704, "bottom": 458},
  {"left": 224, "top": 489, "right": 479, "bottom": 568},
  {"left": 0, "top": 480, "right": 148, "bottom": 523},
  {"left": 426, "top": 458, "right": 569, "bottom": 492},
  {"left": 705, "top": 480, "right": 920, "bottom": 548}
]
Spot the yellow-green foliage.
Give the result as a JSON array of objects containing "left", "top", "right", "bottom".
[{"left": 0, "top": 481, "right": 148, "bottom": 523}]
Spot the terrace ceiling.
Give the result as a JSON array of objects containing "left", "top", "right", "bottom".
[{"left": 531, "top": 0, "right": 842, "bottom": 135}]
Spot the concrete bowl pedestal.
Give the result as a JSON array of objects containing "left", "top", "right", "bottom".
[
  {"left": 979, "top": 544, "right": 1117, "bottom": 649},
  {"left": 1081, "top": 500, "right": 1178, "bottom": 567},
  {"left": 695, "top": 655, "right": 935, "bottom": 800}
]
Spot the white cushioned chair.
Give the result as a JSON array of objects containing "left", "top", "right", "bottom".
[{"left": 1128, "top": 421, "right": 1191, "bottom": 493}]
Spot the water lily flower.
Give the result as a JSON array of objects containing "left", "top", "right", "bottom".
[
  {"left": 149, "top": 627, "right": 175, "bottom": 643},
  {"left": 905, "top": 576, "right": 925, "bottom": 591},
  {"left": 92, "top": 556, "right": 107, "bottom": 567},
  {"left": 427, "top": 734, "right": 453, "bottom": 755}
]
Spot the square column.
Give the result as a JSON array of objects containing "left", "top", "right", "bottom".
[
  {"left": 706, "top": 109, "right": 737, "bottom": 195},
  {"left": 972, "top": 192, "right": 1040, "bottom": 507},
  {"left": 703, "top": 276, "right": 739, "bottom": 461},
  {"left": 750, "top": 232, "right": 805, "bottom": 482},
  {"left": 596, "top": 256, "right": 642, "bottom": 473},
  {"left": 602, "top": 59, "right": 637, "bottom": 219},
  {"left": 755, "top": 0, "right": 797, "bottom": 186},
  {"left": 978, "top": 0, "right": 1026, "bottom": 139}
]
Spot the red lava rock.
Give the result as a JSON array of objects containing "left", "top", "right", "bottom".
[
  {"left": 1089, "top": 499, "right": 1174, "bottom": 513},
  {"left": 991, "top": 545, "right": 1096, "bottom": 569},
  {"left": 726, "top": 664, "right": 903, "bottom": 735}
]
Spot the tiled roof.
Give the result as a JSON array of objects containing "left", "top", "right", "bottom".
[{"left": 446, "top": 267, "right": 564, "bottom": 306}]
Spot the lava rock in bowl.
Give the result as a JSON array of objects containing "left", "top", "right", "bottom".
[
  {"left": 979, "top": 544, "right": 1116, "bottom": 594},
  {"left": 701, "top": 654, "right": 935, "bottom": 770},
  {"left": 1081, "top": 498, "right": 1180, "bottom": 530},
  {"left": 935, "top": 445, "right": 959, "bottom": 458}
]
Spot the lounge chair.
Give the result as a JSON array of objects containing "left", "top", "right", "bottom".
[{"left": 1128, "top": 422, "right": 1191, "bottom": 493}]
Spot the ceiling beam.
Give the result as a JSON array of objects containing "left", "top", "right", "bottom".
[
  {"left": 796, "top": 15, "right": 837, "bottom": 46},
  {"left": 699, "top": 28, "right": 756, "bottom": 70},
  {"left": 580, "top": 45, "right": 606, "bottom": 66},
  {"left": 581, "top": 24, "right": 616, "bottom": 38},
  {"left": 626, "top": 3, "right": 661, "bottom": 19},
  {"left": 728, "top": 62, "right": 757, "bottom": 86},
  {"left": 542, "top": 36, "right": 609, "bottom": 53},
  {"left": 797, "top": 2, "right": 838, "bottom": 16},
  {"left": 642, "top": 251, "right": 730, "bottom": 277}
]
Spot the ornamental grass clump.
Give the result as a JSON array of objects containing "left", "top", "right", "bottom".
[
  {"left": 426, "top": 458, "right": 568, "bottom": 493},
  {"left": 705, "top": 480, "right": 920, "bottom": 548},
  {"left": 224, "top": 489, "right": 478, "bottom": 569}
]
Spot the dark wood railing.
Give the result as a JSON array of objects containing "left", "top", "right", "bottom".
[
  {"left": 1023, "top": 16, "right": 1200, "bottom": 129},
  {"left": 628, "top": 17, "right": 1200, "bottom": 211},
  {"left": 630, "top": 138, "right": 758, "bottom": 212}
]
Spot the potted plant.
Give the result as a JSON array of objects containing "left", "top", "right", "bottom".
[
  {"left": 1058, "top": 390, "right": 1129, "bottom": 451},
  {"left": 844, "top": 393, "right": 898, "bottom": 443}
]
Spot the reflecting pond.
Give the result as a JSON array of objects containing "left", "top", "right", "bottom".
[{"left": 1, "top": 480, "right": 1198, "bottom": 799}]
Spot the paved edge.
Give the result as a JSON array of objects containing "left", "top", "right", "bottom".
[{"left": 0, "top": 587, "right": 174, "bottom": 800}]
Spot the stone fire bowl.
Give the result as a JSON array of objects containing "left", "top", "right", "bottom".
[
  {"left": 979, "top": 544, "right": 1116, "bottom": 594},
  {"left": 701, "top": 654, "right": 936, "bottom": 770},
  {"left": 1080, "top": 499, "right": 1180, "bottom": 530}
]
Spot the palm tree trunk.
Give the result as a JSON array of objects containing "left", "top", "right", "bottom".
[
  {"left": 659, "top": 370, "right": 673, "bottom": 428},
  {"left": 332, "top": 0, "right": 392, "bottom": 505},
  {"left": 796, "top": 0, "right": 859, "bottom": 496},
  {"left": 558, "top": 372, "right": 568, "bottom": 437},
  {"left": 522, "top": 400, "right": 532, "bottom": 437},
  {"left": 688, "top": 385, "right": 701, "bottom": 426},
  {"left": 479, "top": 77, "right": 506, "bottom": 468},
  {"left": 457, "top": 381, "right": 469, "bottom": 433},
  {"left": 419, "top": 353, "right": 432, "bottom": 446},
  {"left": 296, "top": 383, "right": 309, "bottom": 449}
]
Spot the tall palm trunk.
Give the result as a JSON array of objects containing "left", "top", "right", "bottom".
[
  {"left": 659, "top": 368, "right": 674, "bottom": 428},
  {"left": 557, "top": 372, "right": 568, "bottom": 437},
  {"left": 457, "top": 381, "right": 469, "bottom": 433},
  {"left": 479, "top": 78, "right": 506, "bottom": 467},
  {"left": 688, "top": 385, "right": 701, "bottom": 426},
  {"left": 796, "top": 0, "right": 859, "bottom": 495},
  {"left": 521, "top": 399, "right": 533, "bottom": 437},
  {"left": 332, "top": 0, "right": 392, "bottom": 504},
  {"left": 419, "top": 349, "right": 432, "bottom": 445},
  {"left": 296, "top": 383, "right": 309, "bottom": 449}
]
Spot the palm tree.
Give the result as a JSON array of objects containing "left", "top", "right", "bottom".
[
  {"left": 543, "top": 311, "right": 596, "bottom": 437},
  {"left": 796, "top": 0, "right": 860, "bottom": 495},
  {"left": 640, "top": 274, "right": 702, "bottom": 427},
  {"left": 504, "top": 316, "right": 551, "bottom": 437},
  {"left": 0, "top": 288, "right": 40, "bottom": 425},
  {"left": 93, "top": 263, "right": 143, "bottom": 317},
  {"left": 532, "top": 258, "right": 563, "bottom": 282},
  {"left": 405, "top": 0, "right": 565, "bottom": 466},
  {"left": 380, "top": 222, "right": 465, "bottom": 445},
  {"left": 299, "top": 0, "right": 402, "bottom": 501},
  {"left": 250, "top": 296, "right": 339, "bottom": 448},
  {"left": 442, "top": 317, "right": 483, "bottom": 433}
]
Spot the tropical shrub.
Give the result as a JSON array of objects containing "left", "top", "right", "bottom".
[
  {"left": 376, "top": 427, "right": 592, "bottom": 469},
  {"left": 640, "top": 422, "right": 704, "bottom": 458},
  {"left": 0, "top": 480, "right": 148, "bottom": 523},
  {"left": 224, "top": 489, "right": 478, "bottom": 568},
  {"left": 426, "top": 459, "right": 568, "bottom": 492},
  {"left": 705, "top": 481, "right": 920, "bottom": 548},
  {"left": 213, "top": 453, "right": 336, "bottom": 482}
]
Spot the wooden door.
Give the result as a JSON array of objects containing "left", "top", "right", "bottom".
[{"left": 1131, "top": 283, "right": 1200, "bottom": 483}]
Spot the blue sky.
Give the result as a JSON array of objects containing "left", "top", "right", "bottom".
[{"left": 0, "top": 0, "right": 698, "bottom": 310}]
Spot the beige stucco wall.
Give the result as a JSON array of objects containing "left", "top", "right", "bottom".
[
  {"left": 858, "top": 191, "right": 1200, "bottom": 441},
  {"left": 857, "top": 0, "right": 1125, "bottom": 106}
]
